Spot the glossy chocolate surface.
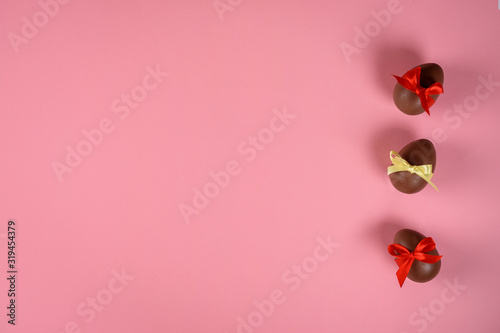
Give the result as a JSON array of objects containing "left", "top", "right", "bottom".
[
  {"left": 393, "top": 63, "right": 444, "bottom": 116},
  {"left": 389, "top": 139, "right": 436, "bottom": 194},
  {"left": 394, "top": 229, "right": 441, "bottom": 283}
]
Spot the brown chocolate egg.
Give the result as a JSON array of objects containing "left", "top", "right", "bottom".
[
  {"left": 389, "top": 139, "right": 436, "bottom": 194},
  {"left": 393, "top": 63, "right": 444, "bottom": 116},
  {"left": 394, "top": 229, "right": 441, "bottom": 283}
]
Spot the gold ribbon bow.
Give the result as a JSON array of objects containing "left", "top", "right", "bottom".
[{"left": 387, "top": 151, "right": 438, "bottom": 191}]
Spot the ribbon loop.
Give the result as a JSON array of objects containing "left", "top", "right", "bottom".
[
  {"left": 393, "top": 67, "right": 444, "bottom": 115},
  {"left": 387, "top": 151, "right": 438, "bottom": 191},
  {"left": 388, "top": 237, "right": 443, "bottom": 287}
]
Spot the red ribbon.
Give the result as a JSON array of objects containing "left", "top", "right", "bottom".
[
  {"left": 388, "top": 237, "right": 442, "bottom": 287},
  {"left": 393, "top": 67, "right": 444, "bottom": 115}
]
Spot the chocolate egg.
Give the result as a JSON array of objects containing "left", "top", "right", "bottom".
[
  {"left": 393, "top": 63, "right": 444, "bottom": 116},
  {"left": 389, "top": 139, "right": 436, "bottom": 194},
  {"left": 393, "top": 229, "right": 441, "bottom": 283}
]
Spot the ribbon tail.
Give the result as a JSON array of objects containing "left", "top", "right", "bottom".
[
  {"left": 395, "top": 259, "right": 414, "bottom": 287},
  {"left": 415, "top": 170, "right": 439, "bottom": 192},
  {"left": 418, "top": 92, "right": 431, "bottom": 115}
]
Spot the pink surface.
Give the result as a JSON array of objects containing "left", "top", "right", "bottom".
[{"left": 1, "top": 0, "right": 500, "bottom": 332}]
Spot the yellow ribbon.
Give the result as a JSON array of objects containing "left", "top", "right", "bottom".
[{"left": 387, "top": 151, "right": 438, "bottom": 191}]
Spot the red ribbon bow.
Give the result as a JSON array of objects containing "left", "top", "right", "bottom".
[
  {"left": 393, "top": 67, "right": 444, "bottom": 115},
  {"left": 388, "top": 237, "right": 442, "bottom": 287}
]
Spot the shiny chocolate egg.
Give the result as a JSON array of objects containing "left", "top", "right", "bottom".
[
  {"left": 393, "top": 229, "right": 441, "bottom": 283},
  {"left": 389, "top": 139, "right": 436, "bottom": 194},
  {"left": 393, "top": 63, "right": 444, "bottom": 116}
]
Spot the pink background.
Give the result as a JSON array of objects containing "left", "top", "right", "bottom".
[{"left": 1, "top": 0, "right": 500, "bottom": 332}]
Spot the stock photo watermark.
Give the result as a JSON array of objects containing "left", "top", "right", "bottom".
[
  {"left": 55, "top": 267, "right": 134, "bottom": 333},
  {"left": 339, "top": 0, "right": 405, "bottom": 64},
  {"left": 5, "top": 221, "right": 17, "bottom": 325},
  {"left": 213, "top": 0, "right": 244, "bottom": 21},
  {"left": 400, "top": 277, "right": 467, "bottom": 333},
  {"left": 51, "top": 64, "right": 169, "bottom": 182},
  {"left": 178, "top": 106, "right": 297, "bottom": 224},
  {"left": 432, "top": 74, "right": 499, "bottom": 144},
  {"left": 235, "top": 235, "right": 340, "bottom": 333},
  {"left": 7, "top": 0, "right": 73, "bottom": 54}
]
